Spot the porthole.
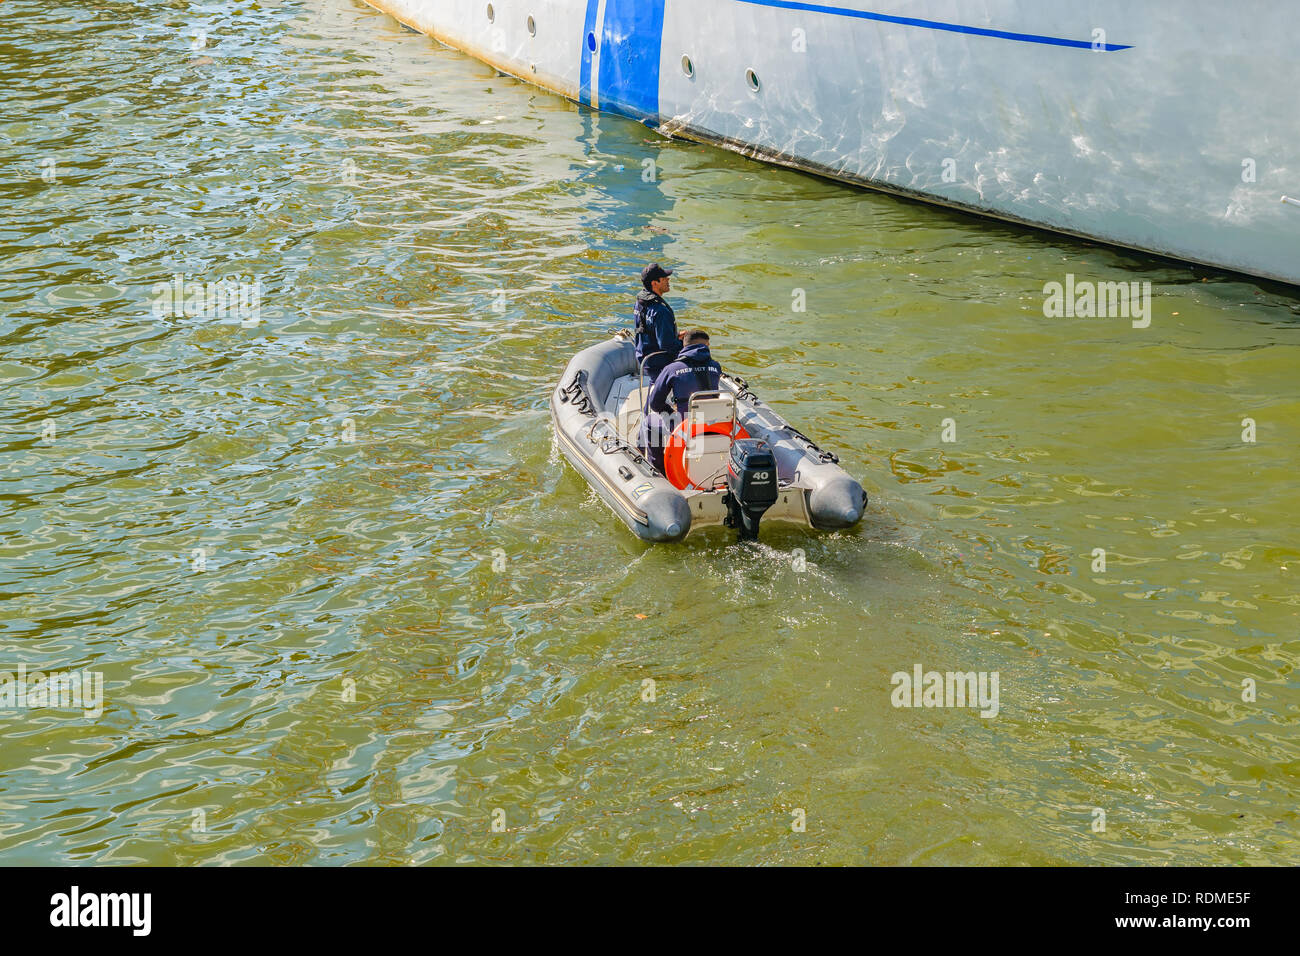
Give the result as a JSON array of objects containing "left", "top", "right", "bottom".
[
  {"left": 527, "top": 15, "right": 536, "bottom": 36},
  {"left": 681, "top": 54, "right": 694, "bottom": 78},
  {"left": 587, "top": 31, "right": 596, "bottom": 51},
  {"left": 486, "top": 4, "right": 494, "bottom": 22},
  {"left": 745, "top": 68, "right": 760, "bottom": 92}
]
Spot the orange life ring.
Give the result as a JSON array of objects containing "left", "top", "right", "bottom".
[{"left": 664, "top": 421, "right": 750, "bottom": 490}]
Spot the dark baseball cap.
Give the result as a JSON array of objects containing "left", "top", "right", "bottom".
[{"left": 640, "top": 262, "right": 673, "bottom": 287}]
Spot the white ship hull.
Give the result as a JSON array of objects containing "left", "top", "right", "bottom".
[{"left": 363, "top": 0, "right": 1300, "bottom": 286}]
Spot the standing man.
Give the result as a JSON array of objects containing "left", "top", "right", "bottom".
[{"left": 633, "top": 262, "right": 681, "bottom": 383}]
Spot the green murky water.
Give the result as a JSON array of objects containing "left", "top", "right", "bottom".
[{"left": 2, "top": 0, "right": 1298, "bottom": 865}]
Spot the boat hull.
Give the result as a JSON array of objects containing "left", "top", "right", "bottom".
[{"left": 364, "top": 0, "right": 1300, "bottom": 287}]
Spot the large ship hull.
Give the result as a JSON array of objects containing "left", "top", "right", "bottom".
[{"left": 363, "top": 0, "right": 1300, "bottom": 286}]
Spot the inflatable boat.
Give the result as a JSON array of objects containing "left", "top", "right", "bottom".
[{"left": 550, "top": 331, "right": 866, "bottom": 542}]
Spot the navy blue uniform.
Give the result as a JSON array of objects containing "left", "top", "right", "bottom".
[
  {"left": 633, "top": 289, "right": 680, "bottom": 382},
  {"left": 639, "top": 341, "right": 722, "bottom": 473}
]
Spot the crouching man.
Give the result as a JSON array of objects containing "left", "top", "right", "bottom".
[{"left": 639, "top": 329, "right": 722, "bottom": 474}]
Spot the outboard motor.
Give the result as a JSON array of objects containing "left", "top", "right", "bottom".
[{"left": 725, "top": 439, "right": 778, "bottom": 540}]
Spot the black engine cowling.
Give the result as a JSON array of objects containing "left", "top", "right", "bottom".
[{"left": 725, "top": 439, "right": 778, "bottom": 540}]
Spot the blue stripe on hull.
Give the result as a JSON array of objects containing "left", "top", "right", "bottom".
[
  {"left": 734, "top": 0, "right": 1132, "bottom": 51},
  {"left": 598, "top": 0, "right": 667, "bottom": 124}
]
